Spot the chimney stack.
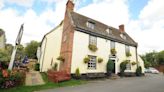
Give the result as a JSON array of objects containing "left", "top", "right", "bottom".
[
  {"left": 119, "top": 24, "right": 125, "bottom": 33},
  {"left": 66, "top": 0, "right": 74, "bottom": 12}
]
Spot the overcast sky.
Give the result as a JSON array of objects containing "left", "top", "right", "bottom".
[{"left": 0, "top": 0, "right": 164, "bottom": 54}]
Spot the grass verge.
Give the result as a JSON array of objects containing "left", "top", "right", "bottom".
[{"left": 0, "top": 72, "right": 86, "bottom": 92}]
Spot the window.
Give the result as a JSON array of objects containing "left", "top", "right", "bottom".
[
  {"left": 87, "top": 21, "right": 95, "bottom": 29},
  {"left": 89, "top": 35, "right": 97, "bottom": 45},
  {"left": 120, "top": 34, "right": 126, "bottom": 40},
  {"left": 88, "top": 55, "right": 96, "bottom": 69},
  {"left": 106, "top": 28, "right": 112, "bottom": 34},
  {"left": 110, "top": 41, "right": 115, "bottom": 49},
  {"left": 125, "top": 45, "right": 130, "bottom": 53}
]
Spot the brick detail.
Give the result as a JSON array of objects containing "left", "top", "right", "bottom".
[
  {"left": 59, "top": 0, "right": 75, "bottom": 74},
  {"left": 119, "top": 24, "right": 125, "bottom": 32},
  {"left": 47, "top": 70, "right": 70, "bottom": 83}
]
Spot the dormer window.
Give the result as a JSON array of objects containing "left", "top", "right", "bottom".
[
  {"left": 87, "top": 21, "right": 95, "bottom": 29},
  {"left": 106, "top": 28, "right": 112, "bottom": 34},
  {"left": 120, "top": 33, "right": 126, "bottom": 40}
]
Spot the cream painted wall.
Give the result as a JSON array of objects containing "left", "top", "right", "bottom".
[
  {"left": 39, "top": 24, "right": 63, "bottom": 72},
  {"left": 71, "top": 31, "right": 144, "bottom": 74}
]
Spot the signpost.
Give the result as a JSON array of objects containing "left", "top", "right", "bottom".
[{"left": 8, "top": 24, "right": 24, "bottom": 70}]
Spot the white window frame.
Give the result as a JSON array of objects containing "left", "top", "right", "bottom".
[
  {"left": 87, "top": 22, "right": 95, "bottom": 29},
  {"left": 88, "top": 55, "right": 96, "bottom": 69},
  {"left": 89, "top": 35, "right": 97, "bottom": 46},
  {"left": 110, "top": 41, "right": 115, "bottom": 49},
  {"left": 125, "top": 45, "right": 130, "bottom": 53}
]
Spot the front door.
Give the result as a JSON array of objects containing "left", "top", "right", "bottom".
[{"left": 111, "top": 60, "right": 115, "bottom": 73}]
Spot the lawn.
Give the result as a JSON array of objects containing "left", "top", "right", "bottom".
[{"left": 0, "top": 72, "right": 86, "bottom": 92}]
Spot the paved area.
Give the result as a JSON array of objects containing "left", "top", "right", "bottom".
[
  {"left": 39, "top": 73, "right": 164, "bottom": 92},
  {"left": 25, "top": 71, "right": 45, "bottom": 86}
]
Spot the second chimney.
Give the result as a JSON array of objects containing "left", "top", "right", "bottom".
[{"left": 119, "top": 24, "right": 125, "bottom": 33}]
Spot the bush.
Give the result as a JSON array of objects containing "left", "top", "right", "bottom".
[
  {"left": 75, "top": 68, "right": 81, "bottom": 79},
  {"left": 83, "top": 57, "right": 90, "bottom": 63},
  {"left": 53, "top": 63, "right": 58, "bottom": 71},
  {"left": 0, "top": 69, "right": 26, "bottom": 89},
  {"left": 57, "top": 56, "right": 65, "bottom": 62},
  {"left": 107, "top": 59, "right": 114, "bottom": 76},
  {"left": 131, "top": 61, "right": 137, "bottom": 65},
  {"left": 126, "top": 52, "right": 132, "bottom": 57},
  {"left": 98, "top": 58, "right": 103, "bottom": 63},
  {"left": 88, "top": 44, "right": 98, "bottom": 52},
  {"left": 120, "top": 60, "right": 129, "bottom": 76},
  {"left": 110, "top": 48, "right": 117, "bottom": 55},
  {"left": 136, "top": 66, "right": 142, "bottom": 76},
  {"left": 35, "top": 63, "right": 40, "bottom": 71}
]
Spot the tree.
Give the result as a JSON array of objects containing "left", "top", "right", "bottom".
[
  {"left": 0, "top": 49, "right": 10, "bottom": 62},
  {"left": 15, "top": 44, "right": 25, "bottom": 61},
  {"left": 25, "top": 41, "right": 40, "bottom": 59},
  {"left": 157, "top": 50, "right": 164, "bottom": 65}
]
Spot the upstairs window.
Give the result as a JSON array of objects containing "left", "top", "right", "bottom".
[
  {"left": 89, "top": 35, "right": 97, "bottom": 46},
  {"left": 110, "top": 41, "right": 115, "bottom": 49},
  {"left": 106, "top": 28, "right": 112, "bottom": 34},
  {"left": 120, "top": 34, "right": 126, "bottom": 40},
  {"left": 87, "top": 21, "right": 95, "bottom": 29},
  {"left": 125, "top": 45, "right": 130, "bottom": 53}
]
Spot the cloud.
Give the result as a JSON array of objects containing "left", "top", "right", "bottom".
[
  {"left": 0, "top": 0, "right": 67, "bottom": 45},
  {"left": 6, "top": 0, "right": 34, "bottom": 7},
  {"left": 77, "top": 0, "right": 130, "bottom": 28},
  {"left": 0, "top": 0, "right": 4, "bottom": 9},
  {"left": 126, "top": 0, "right": 164, "bottom": 54}
]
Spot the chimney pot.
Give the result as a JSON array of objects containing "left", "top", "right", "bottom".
[
  {"left": 66, "top": 0, "right": 74, "bottom": 11},
  {"left": 119, "top": 24, "right": 125, "bottom": 32}
]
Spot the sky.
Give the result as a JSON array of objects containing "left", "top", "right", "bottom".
[{"left": 0, "top": 0, "right": 164, "bottom": 54}]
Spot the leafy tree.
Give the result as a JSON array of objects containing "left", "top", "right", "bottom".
[
  {"left": 0, "top": 49, "right": 10, "bottom": 62},
  {"left": 25, "top": 41, "right": 40, "bottom": 59},
  {"left": 157, "top": 50, "right": 164, "bottom": 65},
  {"left": 15, "top": 44, "right": 25, "bottom": 61},
  {"left": 5, "top": 44, "right": 13, "bottom": 55}
]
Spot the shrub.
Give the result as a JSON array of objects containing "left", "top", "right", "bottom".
[
  {"left": 98, "top": 58, "right": 103, "bottom": 63},
  {"left": 110, "top": 48, "right": 117, "bottom": 55},
  {"left": 83, "top": 57, "right": 90, "bottom": 63},
  {"left": 120, "top": 60, "right": 129, "bottom": 76},
  {"left": 35, "top": 63, "right": 40, "bottom": 71},
  {"left": 57, "top": 56, "right": 65, "bottom": 62},
  {"left": 88, "top": 44, "right": 98, "bottom": 52},
  {"left": 107, "top": 59, "right": 114, "bottom": 76},
  {"left": 0, "top": 69, "right": 26, "bottom": 88},
  {"left": 53, "top": 63, "right": 58, "bottom": 71},
  {"left": 75, "top": 68, "right": 81, "bottom": 79},
  {"left": 131, "top": 61, "right": 137, "bottom": 65},
  {"left": 136, "top": 66, "right": 142, "bottom": 76},
  {"left": 126, "top": 52, "right": 132, "bottom": 57}
]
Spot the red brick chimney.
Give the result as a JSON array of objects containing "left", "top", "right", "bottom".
[
  {"left": 119, "top": 24, "right": 125, "bottom": 33},
  {"left": 66, "top": 0, "right": 74, "bottom": 12}
]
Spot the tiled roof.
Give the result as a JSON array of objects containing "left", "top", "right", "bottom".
[{"left": 70, "top": 12, "right": 137, "bottom": 47}]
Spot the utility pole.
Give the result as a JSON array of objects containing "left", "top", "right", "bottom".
[{"left": 8, "top": 24, "right": 24, "bottom": 70}]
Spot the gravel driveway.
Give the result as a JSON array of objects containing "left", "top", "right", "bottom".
[{"left": 39, "top": 74, "right": 164, "bottom": 92}]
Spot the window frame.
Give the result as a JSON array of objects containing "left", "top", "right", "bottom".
[
  {"left": 89, "top": 35, "right": 97, "bottom": 46},
  {"left": 125, "top": 45, "right": 130, "bottom": 53},
  {"left": 87, "top": 21, "right": 95, "bottom": 29},
  {"left": 110, "top": 41, "right": 115, "bottom": 49},
  {"left": 88, "top": 55, "right": 97, "bottom": 70}
]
